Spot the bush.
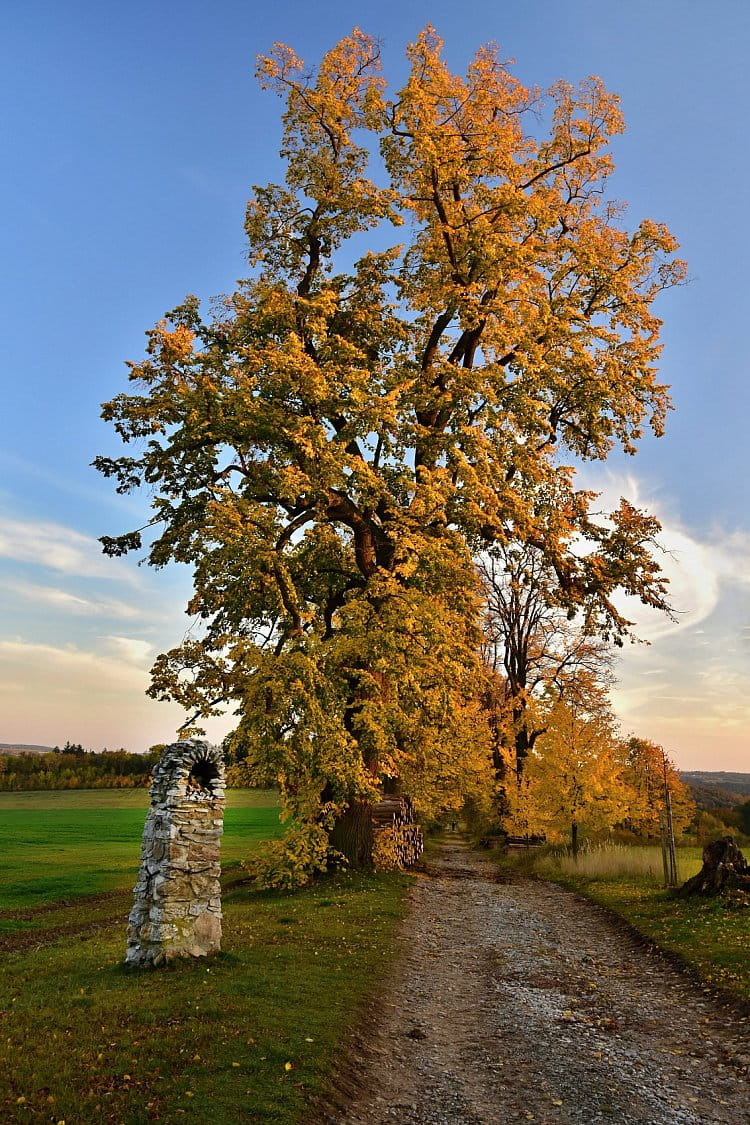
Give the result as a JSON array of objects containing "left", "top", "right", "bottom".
[{"left": 243, "top": 823, "right": 338, "bottom": 890}]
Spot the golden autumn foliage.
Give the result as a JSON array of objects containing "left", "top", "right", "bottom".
[
  {"left": 622, "top": 736, "right": 695, "bottom": 839},
  {"left": 479, "top": 538, "right": 621, "bottom": 787},
  {"left": 97, "top": 28, "right": 683, "bottom": 877},
  {"left": 498, "top": 704, "right": 695, "bottom": 850},
  {"left": 523, "top": 692, "right": 629, "bottom": 851}
]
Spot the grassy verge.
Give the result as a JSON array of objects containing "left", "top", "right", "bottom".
[
  {"left": 0, "top": 790, "right": 411, "bottom": 1123},
  {"left": 501, "top": 844, "right": 750, "bottom": 1003}
]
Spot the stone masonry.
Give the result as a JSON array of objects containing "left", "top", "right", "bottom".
[{"left": 125, "top": 738, "right": 225, "bottom": 967}]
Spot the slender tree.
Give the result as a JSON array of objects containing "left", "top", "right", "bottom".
[
  {"left": 622, "top": 737, "right": 695, "bottom": 840},
  {"left": 479, "top": 536, "right": 620, "bottom": 788},
  {"left": 526, "top": 684, "right": 628, "bottom": 853},
  {"left": 97, "top": 28, "right": 683, "bottom": 878}
]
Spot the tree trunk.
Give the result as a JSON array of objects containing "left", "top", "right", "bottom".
[
  {"left": 513, "top": 718, "right": 543, "bottom": 782},
  {"left": 328, "top": 800, "right": 374, "bottom": 868},
  {"left": 571, "top": 820, "right": 579, "bottom": 858},
  {"left": 514, "top": 716, "right": 531, "bottom": 780}
]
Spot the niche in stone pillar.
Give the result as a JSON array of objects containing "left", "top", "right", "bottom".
[{"left": 125, "top": 738, "right": 225, "bottom": 968}]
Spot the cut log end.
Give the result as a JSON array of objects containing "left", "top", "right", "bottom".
[{"left": 371, "top": 796, "right": 423, "bottom": 870}]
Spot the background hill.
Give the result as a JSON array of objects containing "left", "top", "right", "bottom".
[
  {"left": 0, "top": 743, "right": 55, "bottom": 755},
  {"left": 681, "top": 771, "right": 750, "bottom": 810}
]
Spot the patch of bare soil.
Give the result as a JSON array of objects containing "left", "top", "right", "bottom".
[
  {"left": 326, "top": 836, "right": 750, "bottom": 1125},
  {"left": 0, "top": 889, "right": 128, "bottom": 923},
  {"left": 0, "top": 911, "right": 130, "bottom": 953},
  {"left": 0, "top": 872, "right": 252, "bottom": 953}
]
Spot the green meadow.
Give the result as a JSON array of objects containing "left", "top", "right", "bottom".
[
  {"left": 6, "top": 793, "right": 747, "bottom": 1124},
  {"left": 0, "top": 789, "right": 409, "bottom": 1124},
  {"left": 0, "top": 789, "right": 283, "bottom": 912}
]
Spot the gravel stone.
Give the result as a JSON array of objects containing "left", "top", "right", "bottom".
[{"left": 335, "top": 837, "right": 749, "bottom": 1125}]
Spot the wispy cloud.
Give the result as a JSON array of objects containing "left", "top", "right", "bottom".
[
  {"left": 101, "top": 636, "right": 154, "bottom": 666},
  {"left": 0, "top": 515, "right": 139, "bottom": 584},
  {"left": 581, "top": 468, "right": 750, "bottom": 769},
  {"left": 0, "top": 450, "right": 143, "bottom": 514},
  {"left": 0, "top": 638, "right": 148, "bottom": 691},
  {"left": 4, "top": 579, "right": 142, "bottom": 618},
  {"left": 582, "top": 469, "right": 749, "bottom": 641}
]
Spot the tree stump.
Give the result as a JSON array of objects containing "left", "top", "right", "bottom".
[{"left": 677, "top": 836, "right": 750, "bottom": 897}]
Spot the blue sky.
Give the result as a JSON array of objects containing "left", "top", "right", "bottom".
[{"left": 1, "top": 1, "right": 749, "bottom": 769}]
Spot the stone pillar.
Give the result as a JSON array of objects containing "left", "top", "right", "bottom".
[{"left": 125, "top": 739, "right": 225, "bottom": 967}]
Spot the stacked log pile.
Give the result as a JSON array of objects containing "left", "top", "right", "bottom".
[{"left": 371, "top": 795, "right": 423, "bottom": 869}]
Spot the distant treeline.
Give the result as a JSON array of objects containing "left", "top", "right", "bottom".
[
  {"left": 0, "top": 740, "right": 272, "bottom": 791},
  {"left": 0, "top": 745, "right": 162, "bottom": 790}
]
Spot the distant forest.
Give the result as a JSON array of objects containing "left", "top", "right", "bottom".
[
  {"left": 2, "top": 747, "right": 748, "bottom": 838},
  {"left": 0, "top": 741, "right": 267, "bottom": 791},
  {"left": 0, "top": 744, "right": 162, "bottom": 790},
  {"left": 680, "top": 771, "right": 750, "bottom": 801}
]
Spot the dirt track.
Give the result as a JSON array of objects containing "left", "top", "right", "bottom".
[{"left": 330, "top": 837, "right": 749, "bottom": 1125}]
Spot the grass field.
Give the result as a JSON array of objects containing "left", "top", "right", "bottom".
[
  {"left": 0, "top": 790, "right": 410, "bottom": 1123},
  {"left": 504, "top": 843, "right": 750, "bottom": 1003},
  {"left": 0, "top": 789, "right": 283, "bottom": 913}
]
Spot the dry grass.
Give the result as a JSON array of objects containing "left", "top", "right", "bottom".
[{"left": 535, "top": 842, "right": 703, "bottom": 884}]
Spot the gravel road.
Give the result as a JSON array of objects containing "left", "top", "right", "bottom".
[{"left": 331, "top": 837, "right": 749, "bottom": 1125}]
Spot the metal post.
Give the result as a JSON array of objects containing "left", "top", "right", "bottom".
[{"left": 659, "top": 810, "right": 670, "bottom": 888}]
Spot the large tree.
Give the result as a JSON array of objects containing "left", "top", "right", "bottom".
[{"left": 96, "top": 28, "right": 683, "bottom": 878}]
